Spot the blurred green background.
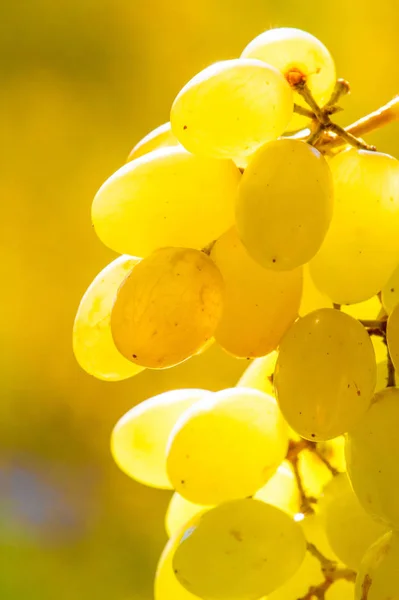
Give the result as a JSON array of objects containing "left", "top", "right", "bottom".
[{"left": 1, "top": 0, "right": 399, "bottom": 598}]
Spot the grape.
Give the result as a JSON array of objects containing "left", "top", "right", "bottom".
[
  {"left": 299, "top": 265, "right": 331, "bottom": 316},
  {"left": 127, "top": 122, "right": 179, "bottom": 162},
  {"left": 310, "top": 148, "right": 399, "bottom": 304},
  {"left": 346, "top": 387, "right": 399, "bottom": 529},
  {"left": 165, "top": 493, "right": 207, "bottom": 538},
  {"left": 172, "top": 499, "right": 306, "bottom": 600},
  {"left": 166, "top": 387, "right": 289, "bottom": 505},
  {"left": 382, "top": 263, "right": 399, "bottom": 314},
  {"left": 111, "top": 247, "right": 224, "bottom": 369},
  {"left": 111, "top": 388, "right": 207, "bottom": 489},
  {"left": 355, "top": 531, "right": 399, "bottom": 600},
  {"left": 254, "top": 461, "right": 300, "bottom": 516},
  {"left": 341, "top": 295, "right": 382, "bottom": 320},
  {"left": 275, "top": 308, "right": 376, "bottom": 441},
  {"left": 387, "top": 303, "right": 399, "bottom": 373},
  {"left": 319, "top": 473, "right": 389, "bottom": 569},
  {"left": 155, "top": 537, "right": 199, "bottom": 600},
  {"left": 241, "top": 28, "right": 336, "bottom": 131},
  {"left": 92, "top": 146, "right": 241, "bottom": 257},
  {"left": 236, "top": 139, "right": 334, "bottom": 270},
  {"left": 72, "top": 255, "right": 143, "bottom": 381},
  {"left": 237, "top": 351, "right": 278, "bottom": 396},
  {"left": 299, "top": 448, "right": 332, "bottom": 499},
  {"left": 210, "top": 227, "right": 302, "bottom": 358},
  {"left": 171, "top": 58, "right": 293, "bottom": 160}
]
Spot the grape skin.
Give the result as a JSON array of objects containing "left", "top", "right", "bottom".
[
  {"left": 127, "top": 122, "right": 180, "bottom": 162},
  {"left": 355, "top": 531, "right": 399, "bottom": 600},
  {"left": 155, "top": 537, "right": 199, "bottom": 600},
  {"left": 386, "top": 303, "right": 399, "bottom": 373},
  {"left": 381, "top": 263, "right": 399, "bottom": 314}
]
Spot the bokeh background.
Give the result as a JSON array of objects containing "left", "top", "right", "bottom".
[{"left": 2, "top": 0, "right": 399, "bottom": 598}]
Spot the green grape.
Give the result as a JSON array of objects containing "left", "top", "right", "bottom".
[
  {"left": 165, "top": 493, "right": 207, "bottom": 538},
  {"left": 210, "top": 227, "right": 302, "bottom": 358},
  {"left": 341, "top": 295, "right": 382, "bottom": 320},
  {"left": 236, "top": 139, "right": 334, "bottom": 270},
  {"left": 72, "top": 255, "right": 143, "bottom": 381},
  {"left": 387, "top": 303, "right": 399, "bottom": 372},
  {"left": 382, "top": 263, "right": 399, "bottom": 314},
  {"left": 237, "top": 351, "right": 278, "bottom": 396},
  {"left": 299, "top": 448, "right": 333, "bottom": 499},
  {"left": 275, "top": 308, "right": 376, "bottom": 441},
  {"left": 319, "top": 473, "right": 389, "bottom": 569},
  {"left": 155, "top": 538, "right": 199, "bottom": 600},
  {"left": 346, "top": 387, "right": 399, "bottom": 529},
  {"left": 166, "top": 387, "right": 289, "bottom": 505},
  {"left": 310, "top": 148, "right": 399, "bottom": 304},
  {"left": 127, "top": 122, "right": 180, "bottom": 162},
  {"left": 241, "top": 28, "right": 336, "bottom": 131},
  {"left": 111, "top": 388, "right": 207, "bottom": 489},
  {"left": 299, "top": 265, "right": 331, "bottom": 316},
  {"left": 254, "top": 461, "right": 300, "bottom": 516},
  {"left": 355, "top": 531, "right": 399, "bottom": 600},
  {"left": 172, "top": 499, "right": 306, "bottom": 600},
  {"left": 92, "top": 146, "right": 241, "bottom": 256},
  {"left": 171, "top": 58, "right": 293, "bottom": 160},
  {"left": 111, "top": 247, "right": 224, "bottom": 369}
]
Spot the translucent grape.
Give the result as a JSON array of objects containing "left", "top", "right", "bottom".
[
  {"left": 171, "top": 58, "right": 293, "bottom": 159},
  {"left": 355, "top": 531, "right": 399, "bottom": 600},
  {"left": 381, "top": 263, "right": 399, "bottom": 314},
  {"left": 341, "top": 295, "right": 382, "bottom": 320},
  {"left": 111, "top": 247, "right": 224, "bottom": 369},
  {"left": 236, "top": 139, "right": 334, "bottom": 271},
  {"left": 111, "top": 388, "right": 207, "bottom": 489},
  {"left": 210, "top": 227, "right": 302, "bottom": 358},
  {"left": 165, "top": 493, "right": 207, "bottom": 538},
  {"left": 241, "top": 28, "right": 336, "bottom": 131},
  {"left": 166, "top": 387, "right": 289, "bottom": 505},
  {"left": 299, "top": 265, "right": 331, "bottom": 316},
  {"left": 310, "top": 149, "right": 399, "bottom": 304},
  {"left": 172, "top": 499, "right": 306, "bottom": 600},
  {"left": 346, "top": 387, "right": 399, "bottom": 529},
  {"left": 72, "top": 255, "right": 143, "bottom": 381},
  {"left": 92, "top": 146, "right": 241, "bottom": 256},
  {"left": 255, "top": 461, "right": 300, "bottom": 516},
  {"left": 299, "top": 448, "right": 332, "bottom": 499},
  {"left": 155, "top": 537, "right": 199, "bottom": 600},
  {"left": 319, "top": 473, "right": 389, "bottom": 569},
  {"left": 275, "top": 308, "right": 376, "bottom": 441},
  {"left": 237, "top": 351, "right": 278, "bottom": 396},
  {"left": 387, "top": 303, "right": 399, "bottom": 373},
  {"left": 127, "top": 122, "right": 179, "bottom": 162}
]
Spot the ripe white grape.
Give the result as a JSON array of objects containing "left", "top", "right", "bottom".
[
  {"left": 127, "top": 122, "right": 179, "bottom": 162},
  {"left": 155, "top": 537, "right": 199, "bottom": 600},
  {"left": 236, "top": 139, "right": 334, "bottom": 270},
  {"left": 171, "top": 58, "right": 293, "bottom": 159},
  {"left": 381, "top": 263, "right": 399, "bottom": 314},
  {"left": 237, "top": 351, "right": 278, "bottom": 396},
  {"left": 355, "top": 531, "right": 399, "bottom": 600},
  {"left": 387, "top": 303, "right": 399, "bottom": 373},
  {"left": 299, "top": 265, "right": 332, "bottom": 316}
]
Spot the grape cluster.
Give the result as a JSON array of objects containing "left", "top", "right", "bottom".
[{"left": 73, "top": 26, "right": 399, "bottom": 600}]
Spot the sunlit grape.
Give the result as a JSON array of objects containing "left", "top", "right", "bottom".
[
  {"left": 155, "top": 537, "right": 199, "bottom": 600},
  {"left": 236, "top": 139, "right": 334, "bottom": 270},
  {"left": 127, "top": 122, "right": 179, "bottom": 162},
  {"left": 310, "top": 149, "right": 399, "bottom": 304},
  {"left": 172, "top": 499, "right": 306, "bottom": 600},
  {"left": 165, "top": 493, "right": 207, "bottom": 538},
  {"left": 171, "top": 58, "right": 293, "bottom": 159},
  {"left": 346, "top": 387, "right": 399, "bottom": 529},
  {"left": 255, "top": 461, "right": 300, "bottom": 516},
  {"left": 111, "top": 388, "right": 207, "bottom": 489},
  {"left": 72, "top": 255, "right": 143, "bottom": 381},
  {"left": 275, "top": 308, "right": 376, "bottom": 440},
  {"left": 166, "top": 387, "right": 288, "bottom": 505},
  {"left": 210, "top": 227, "right": 302, "bottom": 358},
  {"left": 111, "top": 247, "right": 224, "bottom": 369},
  {"left": 341, "top": 295, "right": 381, "bottom": 320},
  {"left": 237, "top": 351, "right": 278, "bottom": 395},
  {"left": 92, "top": 146, "right": 241, "bottom": 256},
  {"left": 299, "top": 265, "right": 331, "bottom": 316},
  {"left": 382, "top": 263, "right": 399, "bottom": 314},
  {"left": 355, "top": 531, "right": 399, "bottom": 600},
  {"left": 387, "top": 303, "right": 399, "bottom": 373}
]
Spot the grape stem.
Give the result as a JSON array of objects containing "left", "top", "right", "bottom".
[{"left": 298, "top": 543, "right": 356, "bottom": 600}]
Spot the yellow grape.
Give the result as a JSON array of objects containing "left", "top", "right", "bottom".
[
  {"left": 210, "top": 227, "right": 302, "bottom": 358},
  {"left": 275, "top": 308, "right": 376, "bottom": 441},
  {"left": 319, "top": 473, "right": 389, "bottom": 569},
  {"left": 382, "top": 263, "right": 399, "bottom": 314},
  {"left": 341, "top": 295, "right": 382, "bottom": 320},
  {"left": 155, "top": 537, "right": 199, "bottom": 600},
  {"left": 387, "top": 303, "right": 399, "bottom": 373},
  {"left": 72, "top": 255, "right": 143, "bottom": 381},
  {"left": 355, "top": 532, "right": 399, "bottom": 600},
  {"left": 127, "top": 122, "right": 179, "bottom": 162},
  {"left": 299, "top": 265, "right": 331, "bottom": 316},
  {"left": 346, "top": 387, "right": 399, "bottom": 529},
  {"left": 172, "top": 499, "right": 306, "bottom": 600},
  {"left": 310, "top": 149, "right": 399, "bottom": 304},
  {"left": 241, "top": 27, "right": 336, "bottom": 131},
  {"left": 171, "top": 58, "right": 293, "bottom": 160},
  {"left": 299, "top": 448, "right": 332, "bottom": 499},
  {"left": 237, "top": 351, "right": 278, "bottom": 396},
  {"left": 92, "top": 146, "right": 241, "bottom": 256},
  {"left": 317, "top": 436, "right": 346, "bottom": 473},
  {"left": 165, "top": 493, "right": 207, "bottom": 538},
  {"left": 255, "top": 461, "right": 300, "bottom": 516},
  {"left": 111, "top": 247, "right": 224, "bottom": 369},
  {"left": 166, "top": 387, "right": 289, "bottom": 505},
  {"left": 111, "top": 388, "right": 207, "bottom": 489},
  {"left": 236, "top": 139, "right": 334, "bottom": 270}
]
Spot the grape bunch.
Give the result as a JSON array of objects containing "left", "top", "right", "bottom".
[{"left": 73, "top": 26, "right": 399, "bottom": 600}]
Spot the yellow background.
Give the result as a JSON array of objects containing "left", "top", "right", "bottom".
[{"left": 1, "top": 1, "right": 399, "bottom": 598}]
